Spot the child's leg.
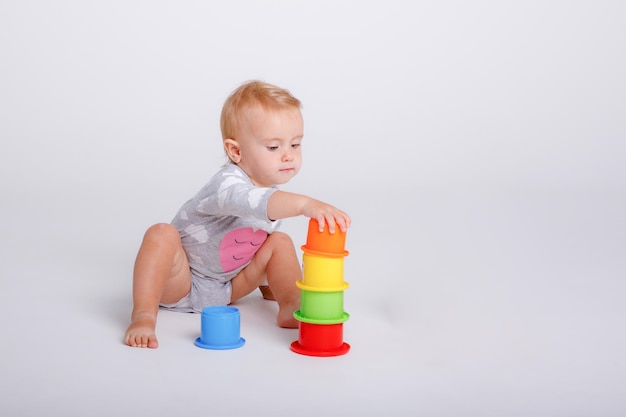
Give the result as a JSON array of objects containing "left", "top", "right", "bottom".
[
  {"left": 258, "top": 284, "right": 276, "bottom": 301},
  {"left": 230, "top": 232, "right": 301, "bottom": 328},
  {"left": 124, "top": 223, "right": 191, "bottom": 348}
]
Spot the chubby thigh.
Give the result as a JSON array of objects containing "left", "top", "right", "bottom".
[{"left": 157, "top": 227, "right": 193, "bottom": 305}]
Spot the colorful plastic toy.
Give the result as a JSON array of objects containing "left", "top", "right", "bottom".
[
  {"left": 195, "top": 306, "right": 245, "bottom": 350},
  {"left": 291, "top": 219, "right": 351, "bottom": 356}
]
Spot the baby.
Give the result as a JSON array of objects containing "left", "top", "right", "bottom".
[{"left": 124, "top": 80, "right": 351, "bottom": 348}]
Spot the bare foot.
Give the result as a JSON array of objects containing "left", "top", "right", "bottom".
[
  {"left": 277, "top": 298, "right": 300, "bottom": 328},
  {"left": 125, "top": 314, "right": 158, "bottom": 348},
  {"left": 259, "top": 285, "right": 276, "bottom": 301}
]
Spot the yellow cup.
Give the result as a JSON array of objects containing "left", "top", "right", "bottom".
[{"left": 301, "top": 251, "right": 347, "bottom": 290}]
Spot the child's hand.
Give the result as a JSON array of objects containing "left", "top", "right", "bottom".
[
  {"left": 301, "top": 199, "right": 351, "bottom": 234},
  {"left": 267, "top": 191, "right": 351, "bottom": 233}
]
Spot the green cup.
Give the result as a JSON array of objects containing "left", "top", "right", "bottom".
[{"left": 298, "top": 289, "right": 346, "bottom": 322}]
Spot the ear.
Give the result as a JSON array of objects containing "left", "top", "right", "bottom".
[{"left": 224, "top": 139, "right": 242, "bottom": 163}]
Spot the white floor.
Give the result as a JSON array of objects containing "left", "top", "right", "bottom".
[{"left": 1, "top": 186, "right": 624, "bottom": 416}]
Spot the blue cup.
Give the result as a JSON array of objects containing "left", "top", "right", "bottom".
[{"left": 194, "top": 306, "right": 245, "bottom": 350}]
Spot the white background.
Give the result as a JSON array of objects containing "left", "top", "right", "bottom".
[{"left": 1, "top": 1, "right": 625, "bottom": 416}]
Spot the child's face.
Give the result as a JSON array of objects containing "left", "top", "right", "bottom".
[{"left": 230, "top": 106, "right": 304, "bottom": 187}]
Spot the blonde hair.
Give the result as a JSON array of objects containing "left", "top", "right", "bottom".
[{"left": 220, "top": 80, "right": 302, "bottom": 141}]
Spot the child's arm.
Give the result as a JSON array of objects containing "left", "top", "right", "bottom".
[{"left": 267, "top": 190, "right": 351, "bottom": 233}]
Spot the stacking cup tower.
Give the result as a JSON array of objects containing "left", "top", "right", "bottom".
[{"left": 290, "top": 219, "right": 350, "bottom": 357}]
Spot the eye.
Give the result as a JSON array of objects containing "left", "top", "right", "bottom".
[
  {"left": 267, "top": 145, "right": 279, "bottom": 151},
  {"left": 291, "top": 143, "right": 301, "bottom": 149}
]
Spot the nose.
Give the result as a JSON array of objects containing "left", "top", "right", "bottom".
[{"left": 282, "top": 149, "right": 294, "bottom": 162}]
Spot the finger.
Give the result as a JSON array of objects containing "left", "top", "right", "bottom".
[
  {"left": 316, "top": 216, "right": 326, "bottom": 232},
  {"left": 325, "top": 215, "right": 337, "bottom": 234},
  {"left": 336, "top": 216, "right": 348, "bottom": 232},
  {"left": 330, "top": 211, "right": 349, "bottom": 232},
  {"left": 342, "top": 213, "right": 351, "bottom": 231}
]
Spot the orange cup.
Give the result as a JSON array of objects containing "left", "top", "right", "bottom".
[{"left": 302, "top": 218, "right": 348, "bottom": 256}]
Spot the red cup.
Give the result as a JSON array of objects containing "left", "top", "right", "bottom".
[{"left": 290, "top": 322, "right": 350, "bottom": 357}]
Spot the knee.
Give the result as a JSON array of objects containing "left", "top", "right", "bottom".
[
  {"left": 266, "top": 231, "right": 295, "bottom": 249},
  {"left": 143, "top": 223, "right": 180, "bottom": 245}
]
